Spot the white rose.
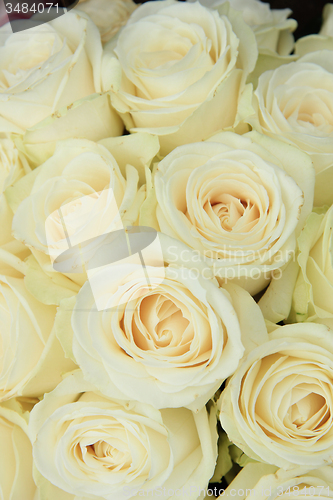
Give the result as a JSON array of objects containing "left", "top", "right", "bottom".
[
  {"left": 0, "top": 193, "right": 30, "bottom": 276},
  {"left": 29, "top": 370, "right": 218, "bottom": 500},
  {"left": 0, "top": 194, "right": 12, "bottom": 249},
  {"left": 251, "top": 46, "right": 333, "bottom": 206},
  {"left": 191, "top": 0, "right": 297, "bottom": 55},
  {"left": 8, "top": 135, "right": 158, "bottom": 288},
  {"left": 0, "top": 138, "right": 31, "bottom": 271},
  {"left": 150, "top": 131, "right": 314, "bottom": 295},
  {"left": 220, "top": 322, "right": 333, "bottom": 469},
  {"left": 58, "top": 235, "right": 268, "bottom": 411},
  {"left": 0, "top": 10, "right": 122, "bottom": 134},
  {"left": 68, "top": 235, "right": 270, "bottom": 411},
  {"left": 0, "top": 158, "right": 30, "bottom": 286},
  {"left": 0, "top": 137, "right": 27, "bottom": 194},
  {"left": 103, "top": 0, "right": 257, "bottom": 155},
  {"left": 19, "top": 88, "right": 125, "bottom": 169},
  {"left": 0, "top": 255, "right": 76, "bottom": 401},
  {"left": 0, "top": 398, "right": 37, "bottom": 500},
  {"left": 77, "top": 0, "right": 137, "bottom": 43},
  {"left": 289, "top": 205, "right": 333, "bottom": 325},
  {"left": 220, "top": 462, "right": 333, "bottom": 500}
]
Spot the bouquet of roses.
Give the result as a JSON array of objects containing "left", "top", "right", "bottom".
[{"left": 0, "top": 0, "right": 333, "bottom": 498}]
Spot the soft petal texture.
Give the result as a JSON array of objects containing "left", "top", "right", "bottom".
[
  {"left": 0, "top": 150, "right": 30, "bottom": 276},
  {"left": 24, "top": 255, "right": 80, "bottom": 307},
  {"left": 192, "top": 0, "right": 297, "bottom": 55},
  {"left": 9, "top": 137, "right": 152, "bottom": 288},
  {"left": 0, "top": 10, "right": 121, "bottom": 135},
  {"left": 0, "top": 194, "right": 30, "bottom": 277},
  {"left": 250, "top": 45, "right": 333, "bottom": 206},
  {"left": 20, "top": 93, "right": 123, "bottom": 169},
  {"left": 290, "top": 205, "right": 333, "bottom": 324},
  {"left": 221, "top": 462, "right": 333, "bottom": 500},
  {"left": 0, "top": 137, "right": 27, "bottom": 194},
  {"left": 77, "top": 0, "right": 137, "bottom": 43},
  {"left": 220, "top": 322, "right": 333, "bottom": 468},
  {"left": 247, "top": 51, "right": 298, "bottom": 91},
  {"left": 153, "top": 131, "right": 313, "bottom": 294},
  {"left": 0, "top": 262, "right": 76, "bottom": 401},
  {"left": 0, "top": 399, "right": 36, "bottom": 500},
  {"left": 70, "top": 236, "right": 259, "bottom": 411},
  {"left": 104, "top": 0, "right": 257, "bottom": 155},
  {"left": 29, "top": 370, "right": 218, "bottom": 500},
  {"left": 0, "top": 201, "right": 75, "bottom": 400},
  {"left": 258, "top": 258, "right": 300, "bottom": 323}
]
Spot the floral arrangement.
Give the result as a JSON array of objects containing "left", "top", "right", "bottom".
[{"left": 0, "top": 0, "right": 333, "bottom": 499}]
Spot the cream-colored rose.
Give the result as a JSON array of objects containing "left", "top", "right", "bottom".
[
  {"left": 0, "top": 143, "right": 31, "bottom": 278},
  {"left": 0, "top": 398, "right": 37, "bottom": 500},
  {"left": 150, "top": 131, "right": 314, "bottom": 295},
  {"left": 78, "top": 0, "right": 137, "bottom": 43},
  {"left": 0, "top": 193, "right": 30, "bottom": 276},
  {"left": 0, "top": 251, "right": 76, "bottom": 401},
  {"left": 0, "top": 145, "right": 66, "bottom": 401},
  {"left": 0, "top": 137, "right": 27, "bottom": 193},
  {"left": 8, "top": 135, "right": 158, "bottom": 289},
  {"left": 103, "top": 0, "right": 257, "bottom": 155},
  {"left": 258, "top": 205, "right": 333, "bottom": 326},
  {"left": 29, "top": 370, "right": 218, "bottom": 500},
  {"left": 0, "top": 10, "right": 122, "bottom": 135},
  {"left": 289, "top": 205, "right": 333, "bottom": 325},
  {"left": 220, "top": 462, "right": 333, "bottom": 500},
  {"left": 251, "top": 46, "right": 333, "bottom": 206},
  {"left": 0, "top": 137, "right": 30, "bottom": 264},
  {"left": 69, "top": 236, "right": 270, "bottom": 411},
  {"left": 0, "top": 192, "right": 12, "bottom": 248},
  {"left": 19, "top": 89, "right": 124, "bottom": 170},
  {"left": 191, "top": 0, "right": 297, "bottom": 55},
  {"left": 220, "top": 322, "right": 333, "bottom": 469},
  {"left": 320, "top": 4, "right": 333, "bottom": 36}
]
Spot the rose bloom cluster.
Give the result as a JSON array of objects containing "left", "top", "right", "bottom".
[{"left": 1, "top": 0, "right": 333, "bottom": 498}]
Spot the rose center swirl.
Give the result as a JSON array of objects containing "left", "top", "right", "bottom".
[
  {"left": 206, "top": 193, "right": 260, "bottom": 232},
  {"left": 113, "top": 279, "right": 214, "bottom": 366},
  {"left": 185, "top": 171, "right": 263, "bottom": 239},
  {"left": 130, "top": 293, "right": 192, "bottom": 351},
  {"left": 241, "top": 354, "right": 333, "bottom": 444},
  {"left": 72, "top": 422, "right": 142, "bottom": 474},
  {"left": 85, "top": 441, "right": 131, "bottom": 468}
]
